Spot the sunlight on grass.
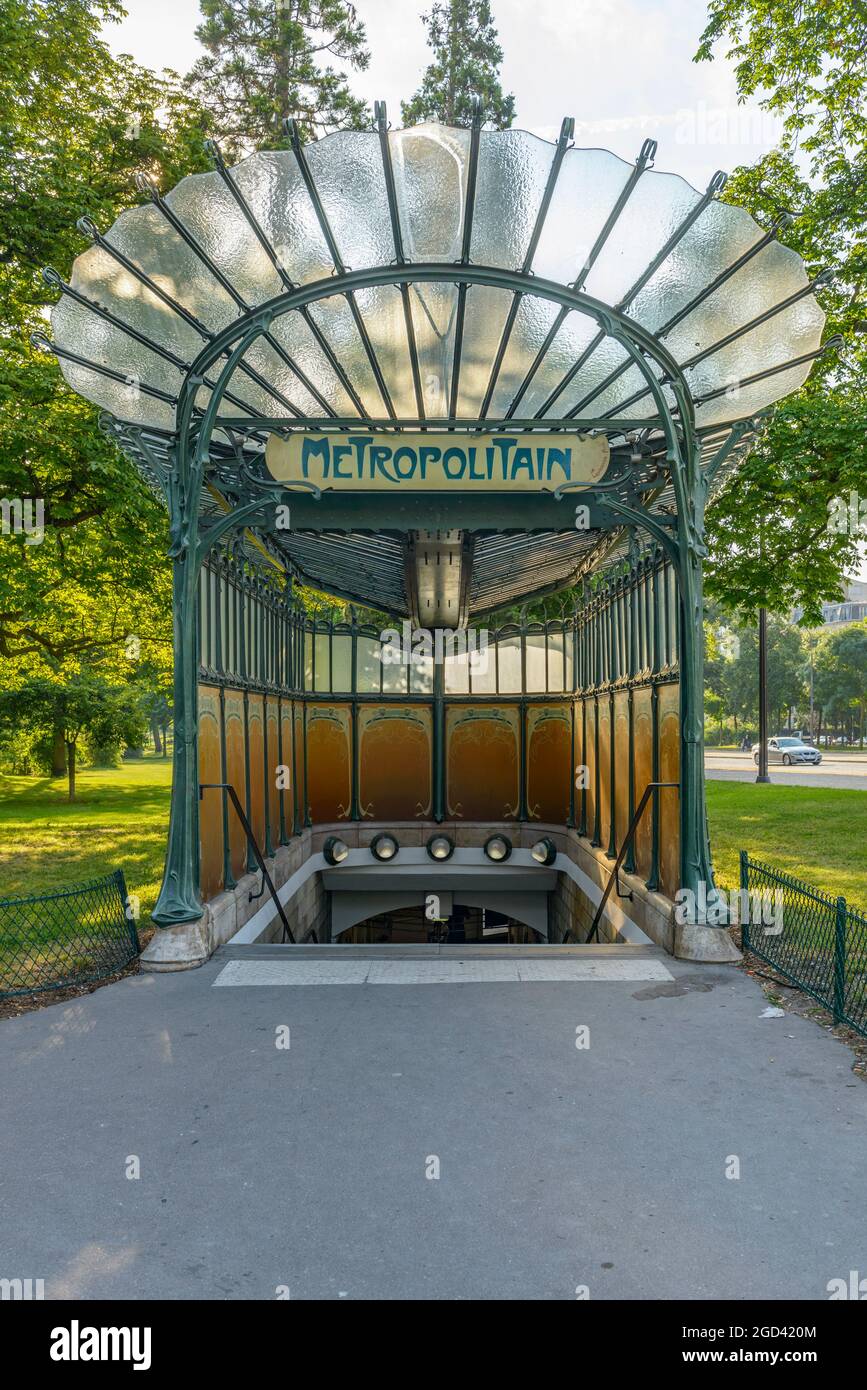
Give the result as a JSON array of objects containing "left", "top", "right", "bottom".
[
  {"left": 0, "top": 758, "right": 172, "bottom": 918},
  {"left": 707, "top": 782, "right": 867, "bottom": 909}
]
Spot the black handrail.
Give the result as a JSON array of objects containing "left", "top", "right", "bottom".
[
  {"left": 200, "top": 783, "right": 295, "bottom": 943},
  {"left": 585, "top": 781, "right": 679, "bottom": 942}
]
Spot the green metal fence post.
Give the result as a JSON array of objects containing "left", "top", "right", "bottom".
[
  {"left": 739, "top": 850, "right": 750, "bottom": 952},
  {"left": 834, "top": 895, "right": 847, "bottom": 1025}
]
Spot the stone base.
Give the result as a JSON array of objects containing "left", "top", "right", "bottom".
[
  {"left": 140, "top": 918, "right": 210, "bottom": 972},
  {"left": 674, "top": 922, "right": 742, "bottom": 963}
]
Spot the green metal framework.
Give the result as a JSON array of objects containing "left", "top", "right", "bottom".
[{"left": 36, "top": 111, "right": 834, "bottom": 931}]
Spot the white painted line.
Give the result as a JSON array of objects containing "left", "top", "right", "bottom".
[{"left": 212, "top": 957, "right": 673, "bottom": 987}]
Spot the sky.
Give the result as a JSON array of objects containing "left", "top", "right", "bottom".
[{"left": 103, "top": 0, "right": 786, "bottom": 192}]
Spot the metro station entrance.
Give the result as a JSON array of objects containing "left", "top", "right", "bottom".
[{"left": 39, "top": 107, "right": 827, "bottom": 966}]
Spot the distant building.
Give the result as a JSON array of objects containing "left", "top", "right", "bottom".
[{"left": 793, "top": 579, "right": 867, "bottom": 628}]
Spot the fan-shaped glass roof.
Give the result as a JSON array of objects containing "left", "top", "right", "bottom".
[{"left": 40, "top": 117, "right": 831, "bottom": 618}]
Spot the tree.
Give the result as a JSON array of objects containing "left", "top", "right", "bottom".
[
  {"left": 695, "top": 1, "right": 867, "bottom": 619},
  {"left": 0, "top": 674, "right": 145, "bottom": 799},
  {"left": 812, "top": 622, "right": 867, "bottom": 747},
  {"left": 188, "top": 0, "right": 370, "bottom": 155},
  {"left": 0, "top": 1, "right": 206, "bottom": 702},
  {"left": 402, "top": 1, "right": 515, "bottom": 129}
]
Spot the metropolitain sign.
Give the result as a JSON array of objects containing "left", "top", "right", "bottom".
[{"left": 265, "top": 431, "right": 610, "bottom": 492}]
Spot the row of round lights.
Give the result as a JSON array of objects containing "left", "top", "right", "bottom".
[{"left": 323, "top": 834, "right": 557, "bottom": 867}]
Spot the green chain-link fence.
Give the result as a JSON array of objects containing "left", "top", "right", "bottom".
[
  {"left": 0, "top": 870, "right": 140, "bottom": 998},
  {"left": 740, "top": 852, "right": 867, "bottom": 1037}
]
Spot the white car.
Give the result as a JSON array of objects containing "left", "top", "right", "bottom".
[{"left": 752, "top": 737, "right": 823, "bottom": 766}]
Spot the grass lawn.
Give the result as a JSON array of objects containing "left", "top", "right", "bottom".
[
  {"left": 707, "top": 781, "right": 867, "bottom": 909},
  {"left": 0, "top": 757, "right": 172, "bottom": 920}
]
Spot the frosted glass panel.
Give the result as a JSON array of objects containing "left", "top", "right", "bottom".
[
  {"left": 391, "top": 125, "right": 470, "bottom": 262},
  {"left": 305, "top": 132, "right": 394, "bottom": 271},
  {"left": 533, "top": 149, "right": 634, "bottom": 285},
  {"left": 525, "top": 635, "right": 547, "bottom": 692},
  {"left": 444, "top": 650, "right": 470, "bottom": 694},
  {"left": 356, "top": 636, "right": 381, "bottom": 693},
  {"left": 547, "top": 634, "right": 567, "bottom": 692},
  {"left": 584, "top": 171, "right": 702, "bottom": 309},
  {"left": 471, "top": 130, "right": 556, "bottom": 270},
  {"left": 497, "top": 636, "right": 522, "bottom": 694},
  {"left": 456, "top": 285, "right": 512, "bottom": 417},
  {"left": 304, "top": 631, "right": 313, "bottom": 690},
  {"left": 332, "top": 635, "right": 352, "bottom": 693},
  {"left": 313, "top": 633, "right": 330, "bottom": 692},
  {"left": 165, "top": 168, "right": 284, "bottom": 307},
  {"left": 381, "top": 657, "right": 409, "bottom": 694},
  {"left": 410, "top": 655, "right": 434, "bottom": 694},
  {"left": 469, "top": 641, "right": 496, "bottom": 693}
]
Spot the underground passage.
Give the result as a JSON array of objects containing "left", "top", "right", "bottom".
[{"left": 38, "top": 109, "right": 828, "bottom": 968}]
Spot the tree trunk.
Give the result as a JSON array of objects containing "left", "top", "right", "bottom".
[
  {"left": 66, "top": 739, "right": 76, "bottom": 801},
  {"left": 150, "top": 715, "right": 163, "bottom": 756},
  {"left": 51, "top": 725, "right": 66, "bottom": 778},
  {"left": 161, "top": 723, "right": 169, "bottom": 758}
]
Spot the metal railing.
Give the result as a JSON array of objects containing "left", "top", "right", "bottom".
[
  {"left": 0, "top": 870, "right": 139, "bottom": 998},
  {"left": 740, "top": 852, "right": 867, "bottom": 1037},
  {"left": 585, "top": 781, "right": 679, "bottom": 941},
  {"left": 200, "top": 782, "right": 295, "bottom": 943}
]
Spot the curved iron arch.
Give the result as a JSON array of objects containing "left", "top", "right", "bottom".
[{"left": 175, "top": 262, "right": 697, "bottom": 459}]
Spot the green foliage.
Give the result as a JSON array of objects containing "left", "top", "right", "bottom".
[
  {"left": 696, "top": 1, "right": 867, "bottom": 617},
  {"left": 0, "top": 671, "right": 152, "bottom": 796},
  {"left": 0, "top": 0, "right": 209, "bottom": 684},
  {"left": 402, "top": 0, "right": 515, "bottom": 129},
  {"left": 188, "top": 0, "right": 370, "bottom": 155},
  {"left": 696, "top": 0, "right": 867, "bottom": 176},
  {"left": 812, "top": 620, "right": 867, "bottom": 741},
  {"left": 704, "top": 607, "right": 807, "bottom": 732}
]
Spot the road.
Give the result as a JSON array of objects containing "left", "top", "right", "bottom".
[
  {"left": 705, "top": 748, "right": 867, "bottom": 789},
  {"left": 2, "top": 942, "right": 866, "bottom": 1301}
]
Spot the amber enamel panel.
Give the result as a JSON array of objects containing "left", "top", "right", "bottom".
[
  {"left": 306, "top": 704, "right": 352, "bottom": 822},
  {"left": 526, "top": 703, "right": 571, "bottom": 823},
  {"left": 247, "top": 694, "right": 266, "bottom": 850},
  {"left": 446, "top": 705, "right": 520, "bottom": 820},
  {"left": 224, "top": 690, "right": 247, "bottom": 882},
  {"left": 197, "top": 685, "right": 224, "bottom": 901},
  {"left": 632, "top": 686, "right": 653, "bottom": 881},
  {"left": 658, "top": 682, "right": 681, "bottom": 900},
  {"left": 358, "top": 705, "right": 432, "bottom": 819}
]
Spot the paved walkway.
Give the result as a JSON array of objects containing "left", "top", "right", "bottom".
[
  {"left": 2, "top": 945, "right": 865, "bottom": 1300},
  {"left": 706, "top": 749, "right": 867, "bottom": 789}
]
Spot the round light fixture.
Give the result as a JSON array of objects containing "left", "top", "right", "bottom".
[
  {"left": 370, "top": 833, "right": 399, "bottom": 862},
  {"left": 323, "top": 836, "right": 349, "bottom": 866},
  {"left": 426, "top": 834, "right": 455, "bottom": 862},
  {"left": 484, "top": 834, "right": 512, "bottom": 863},
  {"left": 530, "top": 838, "right": 557, "bottom": 866}
]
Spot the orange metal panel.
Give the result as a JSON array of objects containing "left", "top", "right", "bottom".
[
  {"left": 247, "top": 694, "right": 266, "bottom": 850},
  {"left": 632, "top": 686, "right": 653, "bottom": 881},
  {"left": 598, "top": 696, "right": 612, "bottom": 851},
  {"left": 658, "top": 682, "right": 681, "bottom": 900},
  {"left": 224, "top": 690, "right": 247, "bottom": 882},
  {"left": 614, "top": 690, "right": 630, "bottom": 854},
  {"left": 266, "top": 697, "right": 281, "bottom": 843},
  {"left": 280, "top": 699, "right": 293, "bottom": 834},
  {"left": 446, "top": 705, "right": 520, "bottom": 820},
  {"left": 358, "top": 705, "right": 432, "bottom": 819},
  {"left": 197, "top": 685, "right": 224, "bottom": 901},
  {"left": 585, "top": 698, "right": 597, "bottom": 839},
  {"left": 294, "top": 704, "right": 305, "bottom": 829},
  {"left": 306, "top": 704, "right": 352, "bottom": 822},
  {"left": 526, "top": 703, "right": 571, "bottom": 823}
]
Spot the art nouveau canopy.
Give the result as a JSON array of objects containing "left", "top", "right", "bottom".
[{"left": 40, "top": 111, "right": 830, "bottom": 620}]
